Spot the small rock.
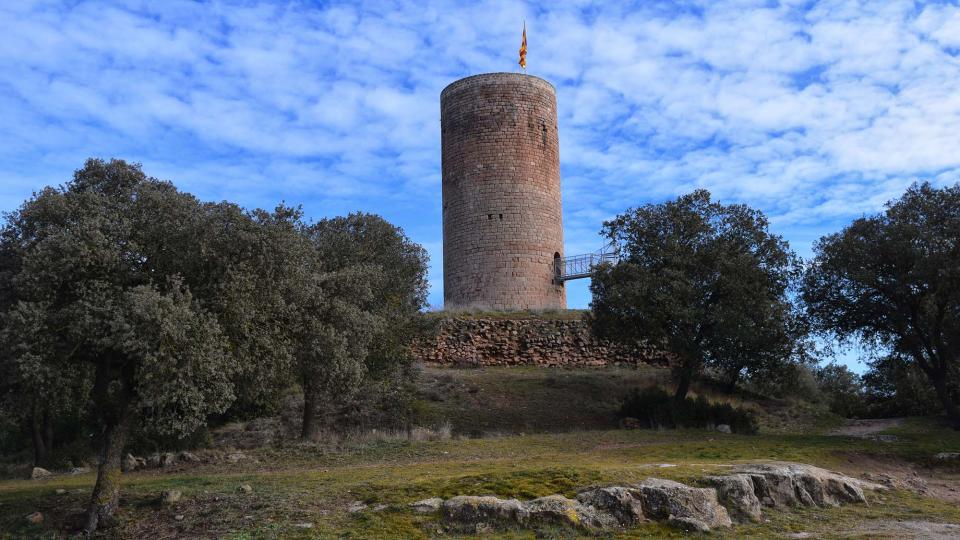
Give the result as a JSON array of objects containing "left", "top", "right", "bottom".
[
  {"left": 373, "top": 504, "right": 388, "bottom": 511},
  {"left": 174, "top": 514, "right": 184, "bottom": 521},
  {"left": 179, "top": 451, "right": 201, "bottom": 463},
  {"left": 25, "top": 511, "right": 43, "bottom": 524},
  {"left": 55, "top": 489, "right": 66, "bottom": 495},
  {"left": 876, "top": 434, "right": 898, "bottom": 443},
  {"left": 161, "top": 490, "right": 182, "bottom": 504},
  {"left": 906, "top": 476, "right": 928, "bottom": 493},
  {"left": 668, "top": 515, "right": 712, "bottom": 533},
  {"left": 226, "top": 452, "right": 247, "bottom": 464},
  {"left": 716, "top": 424, "right": 732, "bottom": 434},
  {"left": 147, "top": 454, "right": 162, "bottom": 468},
  {"left": 935, "top": 452, "right": 959, "bottom": 460},
  {"left": 30, "top": 467, "right": 52, "bottom": 480},
  {"left": 238, "top": 483, "right": 253, "bottom": 494},
  {"left": 122, "top": 453, "right": 139, "bottom": 473},
  {"left": 410, "top": 497, "right": 443, "bottom": 513},
  {"left": 294, "top": 523, "right": 314, "bottom": 529},
  {"left": 160, "top": 452, "right": 177, "bottom": 467},
  {"left": 348, "top": 501, "right": 368, "bottom": 513},
  {"left": 69, "top": 466, "right": 90, "bottom": 475}
]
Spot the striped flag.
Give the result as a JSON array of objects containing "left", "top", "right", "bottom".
[{"left": 519, "top": 22, "right": 527, "bottom": 70}]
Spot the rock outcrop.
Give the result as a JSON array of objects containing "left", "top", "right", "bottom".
[
  {"left": 634, "top": 478, "right": 732, "bottom": 531},
  {"left": 730, "top": 463, "right": 880, "bottom": 509},
  {"left": 575, "top": 486, "right": 645, "bottom": 526},
  {"left": 417, "top": 462, "right": 882, "bottom": 534},
  {"left": 704, "top": 474, "right": 762, "bottom": 522},
  {"left": 441, "top": 495, "right": 526, "bottom": 524}
]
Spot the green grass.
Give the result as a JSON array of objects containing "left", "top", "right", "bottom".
[
  {"left": 2, "top": 367, "right": 959, "bottom": 538},
  {"left": 414, "top": 365, "right": 841, "bottom": 436}
]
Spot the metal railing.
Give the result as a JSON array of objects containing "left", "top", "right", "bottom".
[{"left": 554, "top": 249, "right": 619, "bottom": 282}]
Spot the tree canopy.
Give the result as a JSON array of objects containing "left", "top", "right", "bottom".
[
  {"left": 295, "top": 213, "right": 429, "bottom": 439},
  {"left": 802, "top": 182, "right": 960, "bottom": 427},
  {"left": 589, "top": 190, "right": 805, "bottom": 400}
]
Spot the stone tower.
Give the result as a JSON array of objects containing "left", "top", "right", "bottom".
[{"left": 441, "top": 72, "right": 566, "bottom": 311}]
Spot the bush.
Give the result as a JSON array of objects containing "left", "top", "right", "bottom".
[
  {"left": 617, "top": 386, "right": 758, "bottom": 434},
  {"left": 814, "top": 364, "right": 868, "bottom": 418},
  {"left": 862, "top": 355, "right": 944, "bottom": 417}
]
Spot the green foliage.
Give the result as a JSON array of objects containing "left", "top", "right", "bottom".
[
  {"left": 590, "top": 190, "right": 806, "bottom": 399},
  {"left": 802, "top": 182, "right": 960, "bottom": 426},
  {"left": 617, "top": 386, "right": 759, "bottom": 434},
  {"left": 0, "top": 159, "right": 316, "bottom": 530},
  {"left": 294, "top": 213, "right": 429, "bottom": 437},
  {"left": 813, "top": 364, "right": 866, "bottom": 418},
  {"left": 0, "top": 160, "right": 260, "bottom": 441},
  {"left": 862, "top": 355, "right": 943, "bottom": 417}
]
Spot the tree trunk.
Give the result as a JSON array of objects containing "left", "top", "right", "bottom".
[
  {"left": 84, "top": 408, "right": 131, "bottom": 534},
  {"left": 674, "top": 361, "right": 694, "bottom": 402},
  {"left": 724, "top": 371, "right": 740, "bottom": 395},
  {"left": 930, "top": 374, "right": 960, "bottom": 429},
  {"left": 42, "top": 410, "right": 54, "bottom": 458},
  {"left": 301, "top": 379, "right": 319, "bottom": 440},
  {"left": 30, "top": 405, "right": 47, "bottom": 468}
]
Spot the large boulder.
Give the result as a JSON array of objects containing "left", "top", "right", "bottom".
[
  {"left": 634, "top": 478, "right": 732, "bottom": 531},
  {"left": 575, "top": 486, "right": 645, "bottom": 526},
  {"left": 523, "top": 494, "right": 617, "bottom": 530},
  {"left": 703, "top": 474, "right": 762, "bottom": 522},
  {"left": 441, "top": 495, "right": 526, "bottom": 525},
  {"left": 731, "top": 463, "right": 876, "bottom": 508},
  {"left": 30, "top": 467, "right": 52, "bottom": 480}
]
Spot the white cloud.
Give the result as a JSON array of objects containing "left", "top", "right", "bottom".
[{"left": 2, "top": 0, "right": 960, "bottom": 317}]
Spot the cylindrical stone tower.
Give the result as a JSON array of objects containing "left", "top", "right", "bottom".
[{"left": 441, "top": 72, "right": 566, "bottom": 311}]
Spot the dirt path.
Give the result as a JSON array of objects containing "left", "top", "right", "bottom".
[{"left": 829, "top": 417, "right": 904, "bottom": 437}]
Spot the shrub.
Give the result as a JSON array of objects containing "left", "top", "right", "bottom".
[
  {"left": 617, "top": 386, "right": 758, "bottom": 434},
  {"left": 814, "top": 364, "right": 868, "bottom": 418}
]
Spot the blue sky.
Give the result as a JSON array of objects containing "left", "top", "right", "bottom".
[{"left": 3, "top": 1, "right": 960, "bottom": 371}]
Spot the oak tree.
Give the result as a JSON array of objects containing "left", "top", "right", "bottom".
[
  {"left": 589, "top": 190, "right": 804, "bottom": 400},
  {"left": 802, "top": 182, "right": 960, "bottom": 427}
]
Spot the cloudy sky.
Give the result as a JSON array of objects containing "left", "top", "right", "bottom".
[{"left": 3, "top": 0, "right": 959, "bottom": 368}]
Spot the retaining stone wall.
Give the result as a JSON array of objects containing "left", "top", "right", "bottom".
[{"left": 412, "top": 316, "right": 672, "bottom": 367}]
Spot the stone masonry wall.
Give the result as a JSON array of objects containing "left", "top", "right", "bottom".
[
  {"left": 412, "top": 316, "right": 672, "bottom": 367},
  {"left": 441, "top": 73, "right": 566, "bottom": 311}
]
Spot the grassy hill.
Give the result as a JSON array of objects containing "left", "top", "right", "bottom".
[
  {"left": 414, "top": 365, "right": 838, "bottom": 436},
  {"left": 1, "top": 366, "right": 958, "bottom": 539}
]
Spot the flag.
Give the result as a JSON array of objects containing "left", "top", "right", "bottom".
[{"left": 519, "top": 23, "right": 527, "bottom": 70}]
